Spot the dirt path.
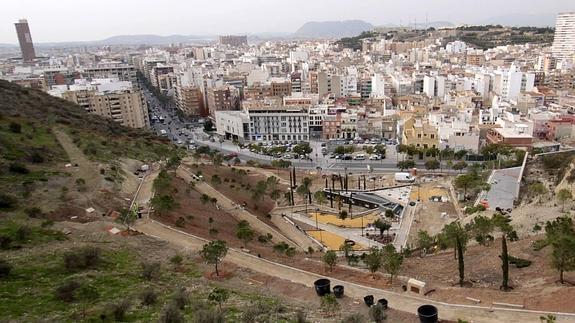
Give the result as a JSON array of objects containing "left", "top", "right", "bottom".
[
  {"left": 176, "top": 166, "right": 298, "bottom": 248},
  {"left": 132, "top": 219, "right": 575, "bottom": 323},
  {"left": 53, "top": 129, "right": 101, "bottom": 193}
]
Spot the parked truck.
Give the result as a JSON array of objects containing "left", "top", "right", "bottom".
[{"left": 395, "top": 172, "right": 415, "bottom": 183}]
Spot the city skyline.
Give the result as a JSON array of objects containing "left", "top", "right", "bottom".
[{"left": 1, "top": 0, "right": 574, "bottom": 44}]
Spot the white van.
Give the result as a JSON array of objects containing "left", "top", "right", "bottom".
[
  {"left": 395, "top": 172, "right": 415, "bottom": 183},
  {"left": 354, "top": 154, "right": 366, "bottom": 160}
]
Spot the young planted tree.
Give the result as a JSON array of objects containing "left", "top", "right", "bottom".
[
  {"left": 314, "top": 191, "right": 327, "bottom": 205},
  {"left": 373, "top": 219, "right": 391, "bottom": 237},
  {"left": 551, "top": 235, "right": 575, "bottom": 284},
  {"left": 397, "top": 160, "right": 415, "bottom": 171},
  {"left": 236, "top": 223, "right": 255, "bottom": 248},
  {"left": 556, "top": 188, "right": 572, "bottom": 212},
  {"left": 323, "top": 250, "right": 337, "bottom": 272},
  {"left": 500, "top": 235, "right": 510, "bottom": 291},
  {"left": 320, "top": 294, "right": 340, "bottom": 316},
  {"left": 200, "top": 240, "right": 228, "bottom": 276},
  {"left": 452, "top": 161, "right": 468, "bottom": 173},
  {"left": 208, "top": 287, "right": 229, "bottom": 311},
  {"left": 456, "top": 234, "right": 465, "bottom": 287},
  {"left": 339, "top": 243, "right": 353, "bottom": 264},
  {"left": 251, "top": 180, "right": 268, "bottom": 202},
  {"left": 424, "top": 159, "right": 440, "bottom": 172},
  {"left": 364, "top": 247, "right": 383, "bottom": 276},
  {"left": 417, "top": 230, "right": 434, "bottom": 256},
  {"left": 118, "top": 204, "right": 138, "bottom": 230},
  {"left": 468, "top": 215, "right": 494, "bottom": 246},
  {"left": 441, "top": 222, "right": 468, "bottom": 286},
  {"left": 151, "top": 195, "right": 179, "bottom": 215},
  {"left": 297, "top": 177, "right": 313, "bottom": 211},
  {"left": 382, "top": 245, "right": 403, "bottom": 284}
]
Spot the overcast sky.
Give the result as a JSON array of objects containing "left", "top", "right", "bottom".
[{"left": 1, "top": 0, "right": 573, "bottom": 43}]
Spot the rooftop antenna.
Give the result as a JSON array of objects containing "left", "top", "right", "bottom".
[
  {"left": 426, "top": 13, "right": 428, "bottom": 30},
  {"left": 415, "top": 17, "right": 417, "bottom": 31}
]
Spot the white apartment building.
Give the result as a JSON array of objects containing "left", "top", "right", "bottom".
[
  {"left": 430, "top": 114, "right": 480, "bottom": 153},
  {"left": 215, "top": 105, "right": 309, "bottom": 143},
  {"left": 49, "top": 78, "right": 149, "bottom": 128},
  {"left": 552, "top": 12, "right": 575, "bottom": 61},
  {"left": 492, "top": 64, "right": 534, "bottom": 100},
  {"left": 371, "top": 73, "right": 386, "bottom": 98},
  {"left": 423, "top": 75, "right": 446, "bottom": 98}
]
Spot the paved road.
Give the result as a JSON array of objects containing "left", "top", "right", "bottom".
[{"left": 133, "top": 219, "right": 575, "bottom": 323}]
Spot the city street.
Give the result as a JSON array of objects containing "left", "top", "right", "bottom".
[{"left": 142, "top": 86, "right": 467, "bottom": 174}]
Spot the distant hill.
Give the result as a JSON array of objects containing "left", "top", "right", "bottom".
[
  {"left": 293, "top": 20, "right": 374, "bottom": 39},
  {"left": 377, "top": 21, "right": 455, "bottom": 30},
  {"left": 476, "top": 13, "right": 557, "bottom": 28}
]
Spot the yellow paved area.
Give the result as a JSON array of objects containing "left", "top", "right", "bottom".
[
  {"left": 308, "top": 211, "right": 379, "bottom": 228},
  {"left": 307, "top": 230, "right": 366, "bottom": 251},
  {"left": 410, "top": 186, "right": 449, "bottom": 201}
]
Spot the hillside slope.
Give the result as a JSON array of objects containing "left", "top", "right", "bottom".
[{"left": 0, "top": 80, "right": 181, "bottom": 217}]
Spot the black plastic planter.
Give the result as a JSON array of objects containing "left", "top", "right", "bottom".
[
  {"left": 377, "top": 298, "right": 388, "bottom": 309},
  {"left": 333, "top": 285, "right": 344, "bottom": 298},
  {"left": 364, "top": 295, "right": 374, "bottom": 306},
  {"left": 417, "top": 304, "right": 438, "bottom": 323},
  {"left": 314, "top": 279, "right": 331, "bottom": 296}
]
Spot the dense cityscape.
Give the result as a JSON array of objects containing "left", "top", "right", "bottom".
[{"left": 1, "top": 4, "right": 575, "bottom": 323}]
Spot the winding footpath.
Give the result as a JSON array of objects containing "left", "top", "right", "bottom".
[{"left": 133, "top": 218, "right": 575, "bottom": 323}]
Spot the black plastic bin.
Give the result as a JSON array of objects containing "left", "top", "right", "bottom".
[
  {"left": 364, "top": 295, "right": 374, "bottom": 306},
  {"left": 333, "top": 285, "right": 344, "bottom": 298},
  {"left": 377, "top": 298, "right": 388, "bottom": 309},
  {"left": 417, "top": 304, "right": 438, "bottom": 323},
  {"left": 314, "top": 279, "right": 331, "bottom": 296}
]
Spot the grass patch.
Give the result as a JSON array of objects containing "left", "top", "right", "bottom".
[
  {"left": 0, "top": 242, "right": 209, "bottom": 322},
  {"left": 0, "top": 221, "right": 67, "bottom": 248}
]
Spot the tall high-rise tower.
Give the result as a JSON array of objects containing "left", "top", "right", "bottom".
[
  {"left": 552, "top": 12, "right": 575, "bottom": 61},
  {"left": 14, "top": 19, "right": 36, "bottom": 62}
]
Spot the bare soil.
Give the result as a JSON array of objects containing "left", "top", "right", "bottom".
[{"left": 402, "top": 234, "right": 575, "bottom": 312}]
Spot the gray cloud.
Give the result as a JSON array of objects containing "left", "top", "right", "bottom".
[{"left": 0, "top": 0, "right": 573, "bottom": 43}]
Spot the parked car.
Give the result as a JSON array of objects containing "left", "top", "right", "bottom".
[
  {"left": 369, "top": 154, "right": 381, "bottom": 160},
  {"left": 342, "top": 154, "right": 353, "bottom": 160},
  {"left": 354, "top": 154, "right": 366, "bottom": 160}
]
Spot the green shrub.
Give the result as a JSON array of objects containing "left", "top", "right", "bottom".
[
  {"left": 0, "top": 193, "right": 17, "bottom": 210},
  {"left": 175, "top": 217, "right": 186, "bottom": 228},
  {"left": 159, "top": 302, "right": 183, "bottom": 323},
  {"left": 141, "top": 261, "right": 161, "bottom": 280},
  {"left": 140, "top": 288, "right": 158, "bottom": 306},
  {"left": 8, "top": 162, "right": 30, "bottom": 174},
  {"left": 14, "top": 225, "right": 32, "bottom": 242},
  {"left": 0, "top": 259, "right": 12, "bottom": 278},
  {"left": 532, "top": 239, "right": 548, "bottom": 251},
  {"left": 63, "top": 247, "right": 101, "bottom": 272},
  {"left": 25, "top": 207, "right": 43, "bottom": 218},
  {"left": 170, "top": 254, "right": 183, "bottom": 265},
  {"left": 171, "top": 287, "right": 190, "bottom": 310},
  {"left": 509, "top": 256, "right": 532, "bottom": 268},
  {"left": 55, "top": 280, "right": 81, "bottom": 302},
  {"left": 9, "top": 122, "right": 22, "bottom": 133},
  {"left": 108, "top": 299, "right": 131, "bottom": 321},
  {"left": 0, "top": 236, "right": 12, "bottom": 250},
  {"left": 30, "top": 151, "right": 45, "bottom": 163}
]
